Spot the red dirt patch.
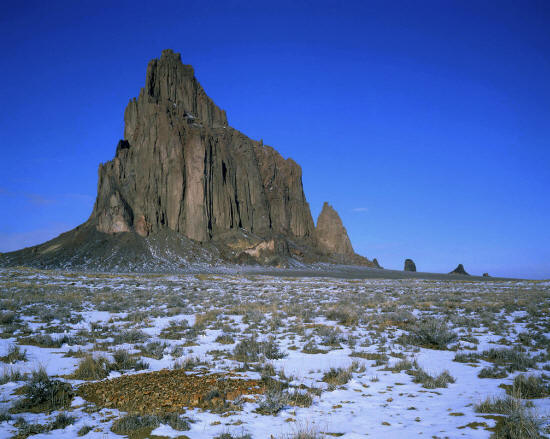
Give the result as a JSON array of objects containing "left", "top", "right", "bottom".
[{"left": 78, "top": 369, "right": 266, "bottom": 414}]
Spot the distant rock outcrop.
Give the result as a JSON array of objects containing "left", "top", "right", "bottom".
[
  {"left": 450, "top": 264, "right": 469, "bottom": 275},
  {"left": 483, "top": 273, "right": 490, "bottom": 277},
  {"left": 372, "top": 258, "right": 382, "bottom": 269},
  {"left": 0, "top": 49, "right": 376, "bottom": 271},
  {"left": 404, "top": 259, "right": 416, "bottom": 272},
  {"left": 316, "top": 202, "right": 354, "bottom": 256},
  {"left": 315, "top": 202, "right": 375, "bottom": 266}
]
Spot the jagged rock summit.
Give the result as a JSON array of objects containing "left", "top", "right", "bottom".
[
  {"left": 450, "top": 264, "right": 469, "bottom": 275},
  {"left": 0, "top": 49, "right": 376, "bottom": 271}
]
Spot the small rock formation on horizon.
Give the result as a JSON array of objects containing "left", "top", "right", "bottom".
[
  {"left": 483, "top": 273, "right": 490, "bottom": 277},
  {"left": 0, "top": 49, "right": 376, "bottom": 271},
  {"left": 450, "top": 264, "right": 469, "bottom": 275},
  {"left": 404, "top": 259, "right": 416, "bottom": 272}
]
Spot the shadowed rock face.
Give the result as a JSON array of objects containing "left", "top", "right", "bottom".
[
  {"left": 450, "top": 264, "right": 469, "bottom": 275},
  {"left": 0, "top": 49, "right": 375, "bottom": 270},
  {"left": 404, "top": 259, "right": 416, "bottom": 272}
]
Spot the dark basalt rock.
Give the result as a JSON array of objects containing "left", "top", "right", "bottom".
[
  {"left": 0, "top": 49, "right": 376, "bottom": 270},
  {"left": 450, "top": 264, "right": 469, "bottom": 275},
  {"left": 404, "top": 259, "right": 416, "bottom": 272}
]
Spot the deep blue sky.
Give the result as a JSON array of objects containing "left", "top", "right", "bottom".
[{"left": 1, "top": 1, "right": 549, "bottom": 278}]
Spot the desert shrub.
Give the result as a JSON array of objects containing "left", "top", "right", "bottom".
[
  {"left": 111, "top": 413, "right": 189, "bottom": 434},
  {"left": 111, "top": 349, "right": 148, "bottom": 371},
  {"left": 111, "top": 414, "right": 160, "bottom": 434},
  {"left": 317, "top": 326, "right": 344, "bottom": 347},
  {"left": 403, "top": 318, "right": 457, "bottom": 349},
  {"left": 453, "top": 351, "right": 480, "bottom": 363},
  {"left": 49, "top": 412, "right": 75, "bottom": 430},
  {"left": 480, "top": 348, "right": 536, "bottom": 372},
  {"left": 112, "top": 329, "right": 147, "bottom": 344},
  {"left": 325, "top": 307, "right": 359, "bottom": 326},
  {"left": 18, "top": 333, "right": 81, "bottom": 348},
  {"left": 262, "top": 337, "right": 286, "bottom": 360},
  {"left": 322, "top": 367, "right": 352, "bottom": 386},
  {"left": 484, "top": 397, "right": 543, "bottom": 439},
  {"left": 287, "top": 389, "right": 313, "bottom": 407},
  {"left": 256, "top": 389, "right": 288, "bottom": 415},
  {"left": 215, "top": 334, "right": 235, "bottom": 344},
  {"left": 13, "top": 418, "right": 48, "bottom": 438},
  {"left": 13, "top": 412, "right": 75, "bottom": 439},
  {"left": 1, "top": 345, "right": 27, "bottom": 363},
  {"left": 301, "top": 340, "right": 328, "bottom": 354},
  {"left": 475, "top": 395, "right": 531, "bottom": 414},
  {"left": 233, "top": 337, "right": 262, "bottom": 362},
  {"left": 0, "top": 367, "right": 26, "bottom": 384},
  {"left": 71, "top": 355, "right": 110, "bottom": 380},
  {"left": 350, "top": 351, "right": 389, "bottom": 366},
  {"left": 478, "top": 365, "right": 508, "bottom": 379},
  {"left": 13, "top": 367, "right": 73, "bottom": 412},
  {"left": 0, "top": 410, "right": 11, "bottom": 422},
  {"left": 388, "top": 358, "right": 418, "bottom": 372},
  {"left": 511, "top": 374, "right": 550, "bottom": 398},
  {"left": 410, "top": 368, "right": 455, "bottom": 389},
  {"left": 0, "top": 311, "right": 17, "bottom": 325},
  {"left": 140, "top": 341, "right": 168, "bottom": 359},
  {"left": 77, "top": 425, "right": 93, "bottom": 436},
  {"left": 172, "top": 355, "right": 203, "bottom": 370}
]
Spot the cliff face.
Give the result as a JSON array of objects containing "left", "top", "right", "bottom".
[{"left": 92, "top": 50, "right": 316, "bottom": 250}]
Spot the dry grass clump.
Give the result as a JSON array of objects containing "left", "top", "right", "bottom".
[
  {"left": 71, "top": 355, "right": 111, "bottom": 380},
  {"left": 403, "top": 318, "right": 458, "bottom": 350},
  {"left": 140, "top": 341, "right": 168, "bottom": 359},
  {"left": 410, "top": 367, "right": 455, "bottom": 389},
  {"left": 510, "top": 374, "right": 550, "bottom": 398},
  {"left": 480, "top": 347, "right": 536, "bottom": 372},
  {"left": 111, "top": 413, "right": 190, "bottom": 435},
  {"left": 71, "top": 351, "right": 149, "bottom": 380},
  {"left": 233, "top": 337, "right": 286, "bottom": 362},
  {"left": 476, "top": 394, "right": 543, "bottom": 439},
  {"left": 1, "top": 345, "right": 27, "bottom": 363},
  {"left": 322, "top": 366, "right": 353, "bottom": 387},
  {"left": 13, "top": 412, "right": 75, "bottom": 439},
  {"left": 215, "top": 333, "right": 235, "bottom": 344},
  {"left": 0, "top": 366, "right": 27, "bottom": 384},
  {"left": 256, "top": 389, "right": 289, "bottom": 415},
  {"left": 478, "top": 365, "right": 509, "bottom": 379}
]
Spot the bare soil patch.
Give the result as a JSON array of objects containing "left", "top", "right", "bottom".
[{"left": 78, "top": 369, "right": 266, "bottom": 414}]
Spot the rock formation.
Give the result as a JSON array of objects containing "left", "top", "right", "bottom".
[
  {"left": 315, "top": 202, "right": 373, "bottom": 265},
  {"left": 0, "top": 49, "right": 375, "bottom": 271},
  {"left": 450, "top": 264, "right": 469, "bottom": 275},
  {"left": 404, "top": 259, "right": 416, "bottom": 272},
  {"left": 483, "top": 273, "right": 490, "bottom": 277},
  {"left": 316, "top": 202, "right": 354, "bottom": 256}
]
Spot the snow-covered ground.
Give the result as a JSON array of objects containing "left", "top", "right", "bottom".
[{"left": 0, "top": 268, "right": 548, "bottom": 438}]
